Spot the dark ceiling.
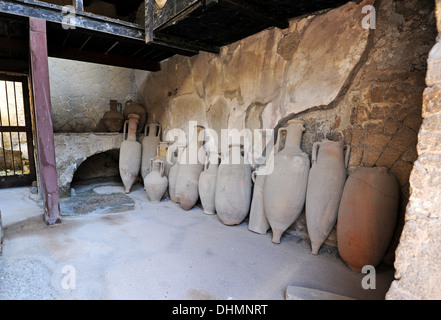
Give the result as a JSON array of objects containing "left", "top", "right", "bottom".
[{"left": 0, "top": 0, "right": 357, "bottom": 73}]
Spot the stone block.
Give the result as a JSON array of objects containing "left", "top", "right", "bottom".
[
  {"left": 362, "top": 145, "right": 382, "bottom": 167},
  {"left": 420, "top": 113, "right": 441, "bottom": 134},
  {"left": 406, "top": 155, "right": 441, "bottom": 220},
  {"left": 417, "top": 131, "right": 441, "bottom": 155},
  {"left": 54, "top": 133, "right": 123, "bottom": 195},
  {"left": 426, "top": 41, "right": 441, "bottom": 87},
  {"left": 387, "top": 219, "right": 441, "bottom": 300},
  {"left": 423, "top": 85, "right": 441, "bottom": 118}
]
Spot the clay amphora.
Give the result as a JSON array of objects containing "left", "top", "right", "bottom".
[
  {"left": 119, "top": 114, "right": 141, "bottom": 194},
  {"left": 198, "top": 151, "right": 219, "bottom": 215},
  {"left": 175, "top": 125, "right": 206, "bottom": 210},
  {"left": 168, "top": 144, "right": 186, "bottom": 203},
  {"left": 337, "top": 167, "right": 399, "bottom": 272},
  {"left": 157, "top": 141, "right": 171, "bottom": 198},
  {"left": 263, "top": 119, "right": 310, "bottom": 244},
  {"left": 123, "top": 100, "right": 146, "bottom": 134},
  {"left": 103, "top": 100, "right": 124, "bottom": 132},
  {"left": 141, "top": 122, "right": 161, "bottom": 179},
  {"left": 157, "top": 141, "right": 171, "bottom": 177},
  {"left": 305, "top": 139, "right": 350, "bottom": 255},
  {"left": 248, "top": 170, "right": 270, "bottom": 234},
  {"left": 215, "top": 144, "right": 252, "bottom": 225},
  {"left": 144, "top": 157, "right": 168, "bottom": 203}
]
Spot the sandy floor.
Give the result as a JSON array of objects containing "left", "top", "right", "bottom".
[{"left": 0, "top": 183, "right": 395, "bottom": 300}]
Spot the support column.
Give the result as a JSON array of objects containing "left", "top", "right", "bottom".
[{"left": 29, "top": 18, "right": 61, "bottom": 225}]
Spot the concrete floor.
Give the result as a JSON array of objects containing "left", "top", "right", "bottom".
[{"left": 0, "top": 182, "right": 395, "bottom": 300}]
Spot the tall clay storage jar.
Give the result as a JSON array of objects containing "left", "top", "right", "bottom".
[
  {"left": 198, "top": 150, "right": 219, "bottom": 215},
  {"left": 168, "top": 144, "right": 186, "bottom": 203},
  {"left": 215, "top": 144, "right": 252, "bottom": 225},
  {"left": 263, "top": 119, "right": 310, "bottom": 244},
  {"left": 175, "top": 125, "right": 206, "bottom": 210},
  {"left": 103, "top": 100, "right": 124, "bottom": 132},
  {"left": 337, "top": 167, "right": 400, "bottom": 272},
  {"left": 305, "top": 139, "right": 350, "bottom": 255},
  {"left": 141, "top": 122, "right": 161, "bottom": 180},
  {"left": 123, "top": 100, "right": 146, "bottom": 133},
  {"left": 144, "top": 158, "right": 168, "bottom": 203},
  {"left": 248, "top": 171, "right": 270, "bottom": 234},
  {"left": 119, "top": 114, "right": 142, "bottom": 194}
]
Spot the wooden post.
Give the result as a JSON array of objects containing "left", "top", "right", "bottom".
[
  {"left": 29, "top": 17, "right": 61, "bottom": 225},
  {"left": 74, "top": 0, "right": 84, "bottom": 12}
]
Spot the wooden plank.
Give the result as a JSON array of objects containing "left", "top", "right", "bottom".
[
  {"left": 152, "top": 0, "right": 200, "bottom": 29},
  {"left": 0, "top": 0, "right": 145, "bottom": 41},
  {"left": 29, "top": 17, "right": 61, "bottom": 225},
  {"left": 153, "top": 0, "right": 203, "bottom": 31}
]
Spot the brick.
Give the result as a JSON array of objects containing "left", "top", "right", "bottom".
[
  {"left": 362, "top": 145, "right": 382, "bottom": 167},
  {"left": 368, "top": 86, "right": 383, "bottom": 103},
  {"left": 384, "top": 119, "right": 401, "bottom": 135},
  {"left": 376, "top": 147, "right": 402, "bottom": 168},
  {"left": 365, "top": 133, "right": 392, "bottom": 149},
  {"left": 388, "top": 127, "right": 418, "bottom": 153},
  {"left": 403, "top": 108, "right": 422, "bottom": 132}
]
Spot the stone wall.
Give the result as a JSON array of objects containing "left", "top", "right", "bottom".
[
  {"left": 386, "top": 0, "right": 441, "bottom": 300},
  {"left": 136, "top": 0, "right": 436, "bottom": 259},
  {"left": 48, "top": 58, "right": 147, "bottom": 133}
]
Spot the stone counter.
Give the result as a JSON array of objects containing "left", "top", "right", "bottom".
[{"left": 54, "top": 133, "right": 123, "bottom": 196}]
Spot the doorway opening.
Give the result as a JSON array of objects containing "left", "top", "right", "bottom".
[{"left": 0, "top": 74, "right": 36, "bottom": 188}]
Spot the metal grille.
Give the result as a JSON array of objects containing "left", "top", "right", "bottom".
[{"left": 0, "top": 74, "right": 36, "bottom": 188}]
